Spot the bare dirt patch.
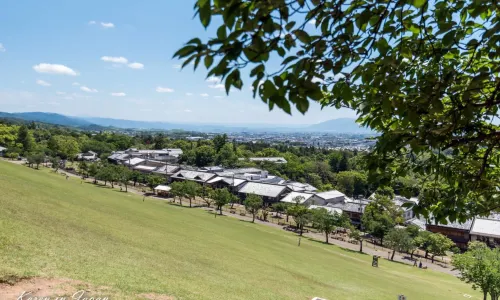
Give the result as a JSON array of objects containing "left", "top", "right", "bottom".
[
  {"left": 137, "top": 293, "right": 175, "bottom": 300},
  {"left": 0, "top": 277, "right": 112, "bottom": 300}
]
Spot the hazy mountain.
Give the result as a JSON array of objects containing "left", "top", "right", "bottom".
[
  {"left": 0, "top": 112, "right": 93, "bottom": 127},
  {"left": 0, "top": 111, "right": 372, "bottom": 134},
  {"left": 306, "top": 118, "right": 372, "bottom": 134}
]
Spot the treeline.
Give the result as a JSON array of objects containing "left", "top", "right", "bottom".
[{"left": 0, "top": 122, "right": 420, "bottom": 197}]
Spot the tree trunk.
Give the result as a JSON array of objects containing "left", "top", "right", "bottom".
[
  {"left": 286, "top": 213, "right": 289, "bottom": 222},
  {"left": 410, "top": 250, "right": 415, "bottom": 260},
  {"left": 252, "top": 213, "right": 255, "bottom": 223},
  {"left": 219, "top": 207, "right": 223, "bottom": 215},
  {"left": 431, "top": 255, "right": 435, "bottom": 263},
  {"left": 179, "top": 197, "right": 182, "bottom": 206},
  {"left": 325, "top": 232, "right": 329, "bottom": 244},
  {"left": 125, "top": 185, "right": 128, "bottom": 192},
  {"left": 391, "top": 250, "right": 396, "bottom": 261},
  {"left": 189, "top": 198, "right": 192, "bottom": 208},
  {"left": 359, "top": 240, "right": 363, "bottom": 252},
  {"left": 111, "top": 182, "right": 114, "bottom": 188},
  {"left": 104, "top": 180, "right": 107, "bottom": 186},
  {"left": 425, "top": 250, "right": 428, "bottom": 259},
  {"left": 299, "top": 225, "right": 303, "bottom": 236},
  {"left": 483, "top": 291, "right": 487, "bottom": 300}
]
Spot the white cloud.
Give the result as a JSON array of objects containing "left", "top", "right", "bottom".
[
  {"left": 209, "top": 83, "right": 225, "bottom": 91},
  {"left": 200, "top": 93, "right": 209, "bottom": 97},
  {"left": 36, "top": 79, "right": 51, "bottom": 87},
  {"left": 128, "top": 62, "right": 144, "bottom": 69},
  {"left": 56, "top": 91, "right": 66, "bottom": 95},
  {"left": 214, "top": 96, "right": 223, "bottom": 99},
  {"left": 156, "top": 86, "right": 174, "bottom": 93},
  {"left": 101, "top": 56, "right": 128, "bottom": 64},
  {"left": 111, "top": 92, "right": 126, "bottom": 97},
  {"left": 33, "top": 63, "right": 78, "bottom": 76},
  {"left": 80, "top": 86, "right": 98, "bottom": 93},
  {"left": 308, "top": 19, "right": 316, "bottom": 25},
  {"left": 0, "top": 43, "right": 5, "bottom": 52},
  {"left": 185, "top": 92, "right": 193, "bottom": 96},
  {"left": 100, "top": 22, "right": 115, "bottom": 28},
  {"left": 72, "top": 82, "right": 80, "bottom": 86},
  {"left": 89, "top": 21, "right": 115, "bottom": 28},
  {"left": 173, "top": 64, "right": 181, "bottom": 69},
  {"left": 184, "top": 109, "right": 192, "bottom": 113},
  {"left": 206, "top": 76, "right": 221, "bottom": 83}
]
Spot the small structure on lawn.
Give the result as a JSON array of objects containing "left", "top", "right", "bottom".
[{"left": 154, "top": 185, "right": 171, "bottom": 197}]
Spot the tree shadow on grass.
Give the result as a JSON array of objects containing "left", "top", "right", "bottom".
[{"left": 306, "top": 237, "right": 369, "bottom": 255}]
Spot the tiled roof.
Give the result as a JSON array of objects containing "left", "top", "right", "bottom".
[
  {"left": 152, "top": 165, "right": 180, "bottom": 174},
  {"left": 154, "top": 185, "right": 171, "bottom": 192},
  {"left": 315, "top": 190, "right": 347, "bottom": 201},
  {"left": 123, "top": 158, "right": 145, "bottom": 166},
  {"left": 280, "top": 191, "right": 314, "bottom": 204},
  {"left": 206, "top": 176, "right": 246, "bottom": 187},
  {"left": 427, "top": 218, "right": 474, "bottom": 230},
  {"left": 309, "top": 205, "right": 343, "bottom": 215},
  {"left": 470, "top": 218, "right": 500, "bottom": 238},
  {"left": 238, "top": 182, "right": 288, "bottom": 198},
  {"left": 171, "top": 170, "right": 216, "bottom": 182},
  {"left": 133, "top": 165, "right": 158, "bottom": 172}
]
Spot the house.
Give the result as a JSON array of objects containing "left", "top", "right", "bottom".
[
  {"left": 237, "top": 182, "right": 290, "bottom": 203},
  {"left": 206, "top": 176, "right": 247, "bottom": 191},
  {"left": 77, "top": 151, "right": 98, "bottom": 161},
  {"left": 108, "top": 152, "right": 130, "bottom": 164},
  {"left": 199, "top": 166, "right": 224, "bottom": 173},
  {"left": 154, "top": 185, "right": 171, "bottom": 197},
  {"left": 393, "top": 196, "right": 418, "bottom": 221},
  {"left": 426, "top": 218, "right": 474, "bottom": 250},
  {"left": 280, "top": 191, "right": 318, "bottom": 206},
  {"left": 124, "top": 148, "right": 183, "bottom": 163},
  {"left": 0, "top": 146, "right": 6, "bottom": 157},
  {"left": 311, "top": 190, "right": 349, "bottom": 205},
  {"left": 152, "top": 165, "right": 181, "bottom": 177},
  {"left": 247, "top": 157, "right": 288, "bottom": 164},
  {"left": 170, "top": 170, "right": 217, "bottom": 184},
  {"left": 470, "top": 218, "right": 500, "bottom": 248},
  {"left": 329, "top": 200, "right": 369, "bottom": 225},
  {"left": 123, "top": 157, "right": 146, "bottom": 167},
  {"left": 281, "top": 181, "right": 318, "bottom": 192}
]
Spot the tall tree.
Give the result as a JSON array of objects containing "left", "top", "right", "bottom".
[
  {"left": 183, "top": 181, "right": 200, "bottom": 208},
  {"left": 349, "top": 229, "right": 364, "bottom": 253},
  {"left": 146, "top": 175, "right": 165, "bottom": 192},
  {"left": 361, "top": 195, "right": 402, "bottom": 245},
  {"left": 244, "top": 194, "right": 263, "bottom": 223},
  {"left": 201, "top": 186, "right": 214, "bottom": 208},
  {"left": 213, "top": 134, "right": 228, "bottom": 153},
  {"left": 427, "top": 233, "right": 455, "bottom": 263},
  {"left": 194, "top": 145, "right": 216, "bottom": 167},
  {"left": 170, "top": 181, "right": 185, "bottom": 205},
  {"left": 453, "top": 242, "right": 500, "bottom": 300},
  {"left": 17, "top": 125, "right": 35, "bottom": 155},
  {"left": 118, "top": 166, "right": 132, "bottom": 192},
  {"left": 312, "top": 208, "right": 338, "bottom": 244},
  {"left": 212, "top": 188, "right": 231, "bottom": 215},
  {"left": 175, "top": 0, "right": 500, "bottom": 221},
  {"left": 384, "top": 228, "right": 414, "bottom": 261},
  {"left": 288, "top": 205, "right": 312, "bottom": 236}
]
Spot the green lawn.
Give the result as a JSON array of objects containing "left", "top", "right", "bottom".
[{"left": 0, "top": 161, "right": 479, "bottom": 299}]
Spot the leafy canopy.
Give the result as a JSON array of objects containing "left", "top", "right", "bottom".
[{"left": 175, "top": 0, "right": 500, "bottom": 222}]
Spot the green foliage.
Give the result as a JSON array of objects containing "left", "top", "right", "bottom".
[
  {"left": 312, "top": 209, "right": 349, "bottom": 243},
  {"left": 216, "top": 143, "right": 238, "bottom": 167},
  {"left": 427, "top": 233, "right": 455, "bottom": 263},
  {"left": 384, "top": 228, "right": 414, "bottom": 260},
  {"left": 176, "top": 0, "right": 500, "bottom": 221},
  {"left": 183, "top": 181, "right": 201, "bottom": 207},
  {"left": 213, "top": 134, "right": 228, "bottom": 153},
  {"left": 194, "top": 145, "right": 216, "bottom": 167},
  {"left": 48, "top": 135, "right": 80, "bottom": 160},
  {"left": 288, "top": 205, "right": 312, "bottom": 236},
  {"left": 453, "top": 242, "right": 500, "bottom": 300},
  {"left": 146, "top": 174, "right": 165, "bottom": 192},
  {"left": 244, "top": 194, "right": 263, "bottom": 223},
  {"left": 27, "top": 152, "right": 45, "bottom": 169},
  {"left": 17, "top": 125, "right": 35, "bottom": 155},
  {"left": 335, "top": 171, "right": 368, "bottom": 197},
  {"left": 211, "top": 187, "right": 232, "bottom": 215},
  {"left": 362, "top": 195, "right": 403, "bottom": 244}
]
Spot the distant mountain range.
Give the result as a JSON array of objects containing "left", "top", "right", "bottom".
[{"left": 0, "top": 111, "right": 373, "bottom": 134}]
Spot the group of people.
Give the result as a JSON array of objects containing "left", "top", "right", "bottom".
[{"left": 413, "top": 260, "right": 427, "bottom": 269}]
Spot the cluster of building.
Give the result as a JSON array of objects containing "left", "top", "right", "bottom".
[{"left": 104, "top": 148, "right": 500, "bottom": 250}]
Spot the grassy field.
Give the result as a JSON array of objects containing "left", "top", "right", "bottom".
[{"left": 0, "top": 161, "right": 479, "bottom": 299}]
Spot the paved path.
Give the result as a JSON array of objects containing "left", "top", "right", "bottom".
[{"left": 3, "top": 159, "right": 458, "bottom": 276}]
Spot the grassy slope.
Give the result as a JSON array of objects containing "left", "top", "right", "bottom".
[{"left": 0, "top": 161, "right": 479, "bottom": 300}]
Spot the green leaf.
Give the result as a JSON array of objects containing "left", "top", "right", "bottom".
[
  {"left": 173, "top": 45, "right": 197, "bottom": 58},
  {"left": 217, "top": 25, "right": 227, "bottom": 40},
  {"left": 413, "top": 0, "right": 426, "bottom": 8},
  {"left": 293, "top": 30, "right": 311, "bottom": 44},
  {"left": 285, "top": 21, "right": 296, "bottom": 31},
  {"left": 377, "top": 38, "right": 390, "bottom": 55},
  {"left": 204, "top": 55, "right": 213, "bottom": 69},
  {"left": 442, "top": 30, "right": 456, "bottom": 47},
  {"left": 199, "top": 0, "right": 212, "bottom": 28}
]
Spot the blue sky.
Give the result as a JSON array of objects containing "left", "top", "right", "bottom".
[{"left": 0, "top": 0, "right": 355, "bottom": 124}]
